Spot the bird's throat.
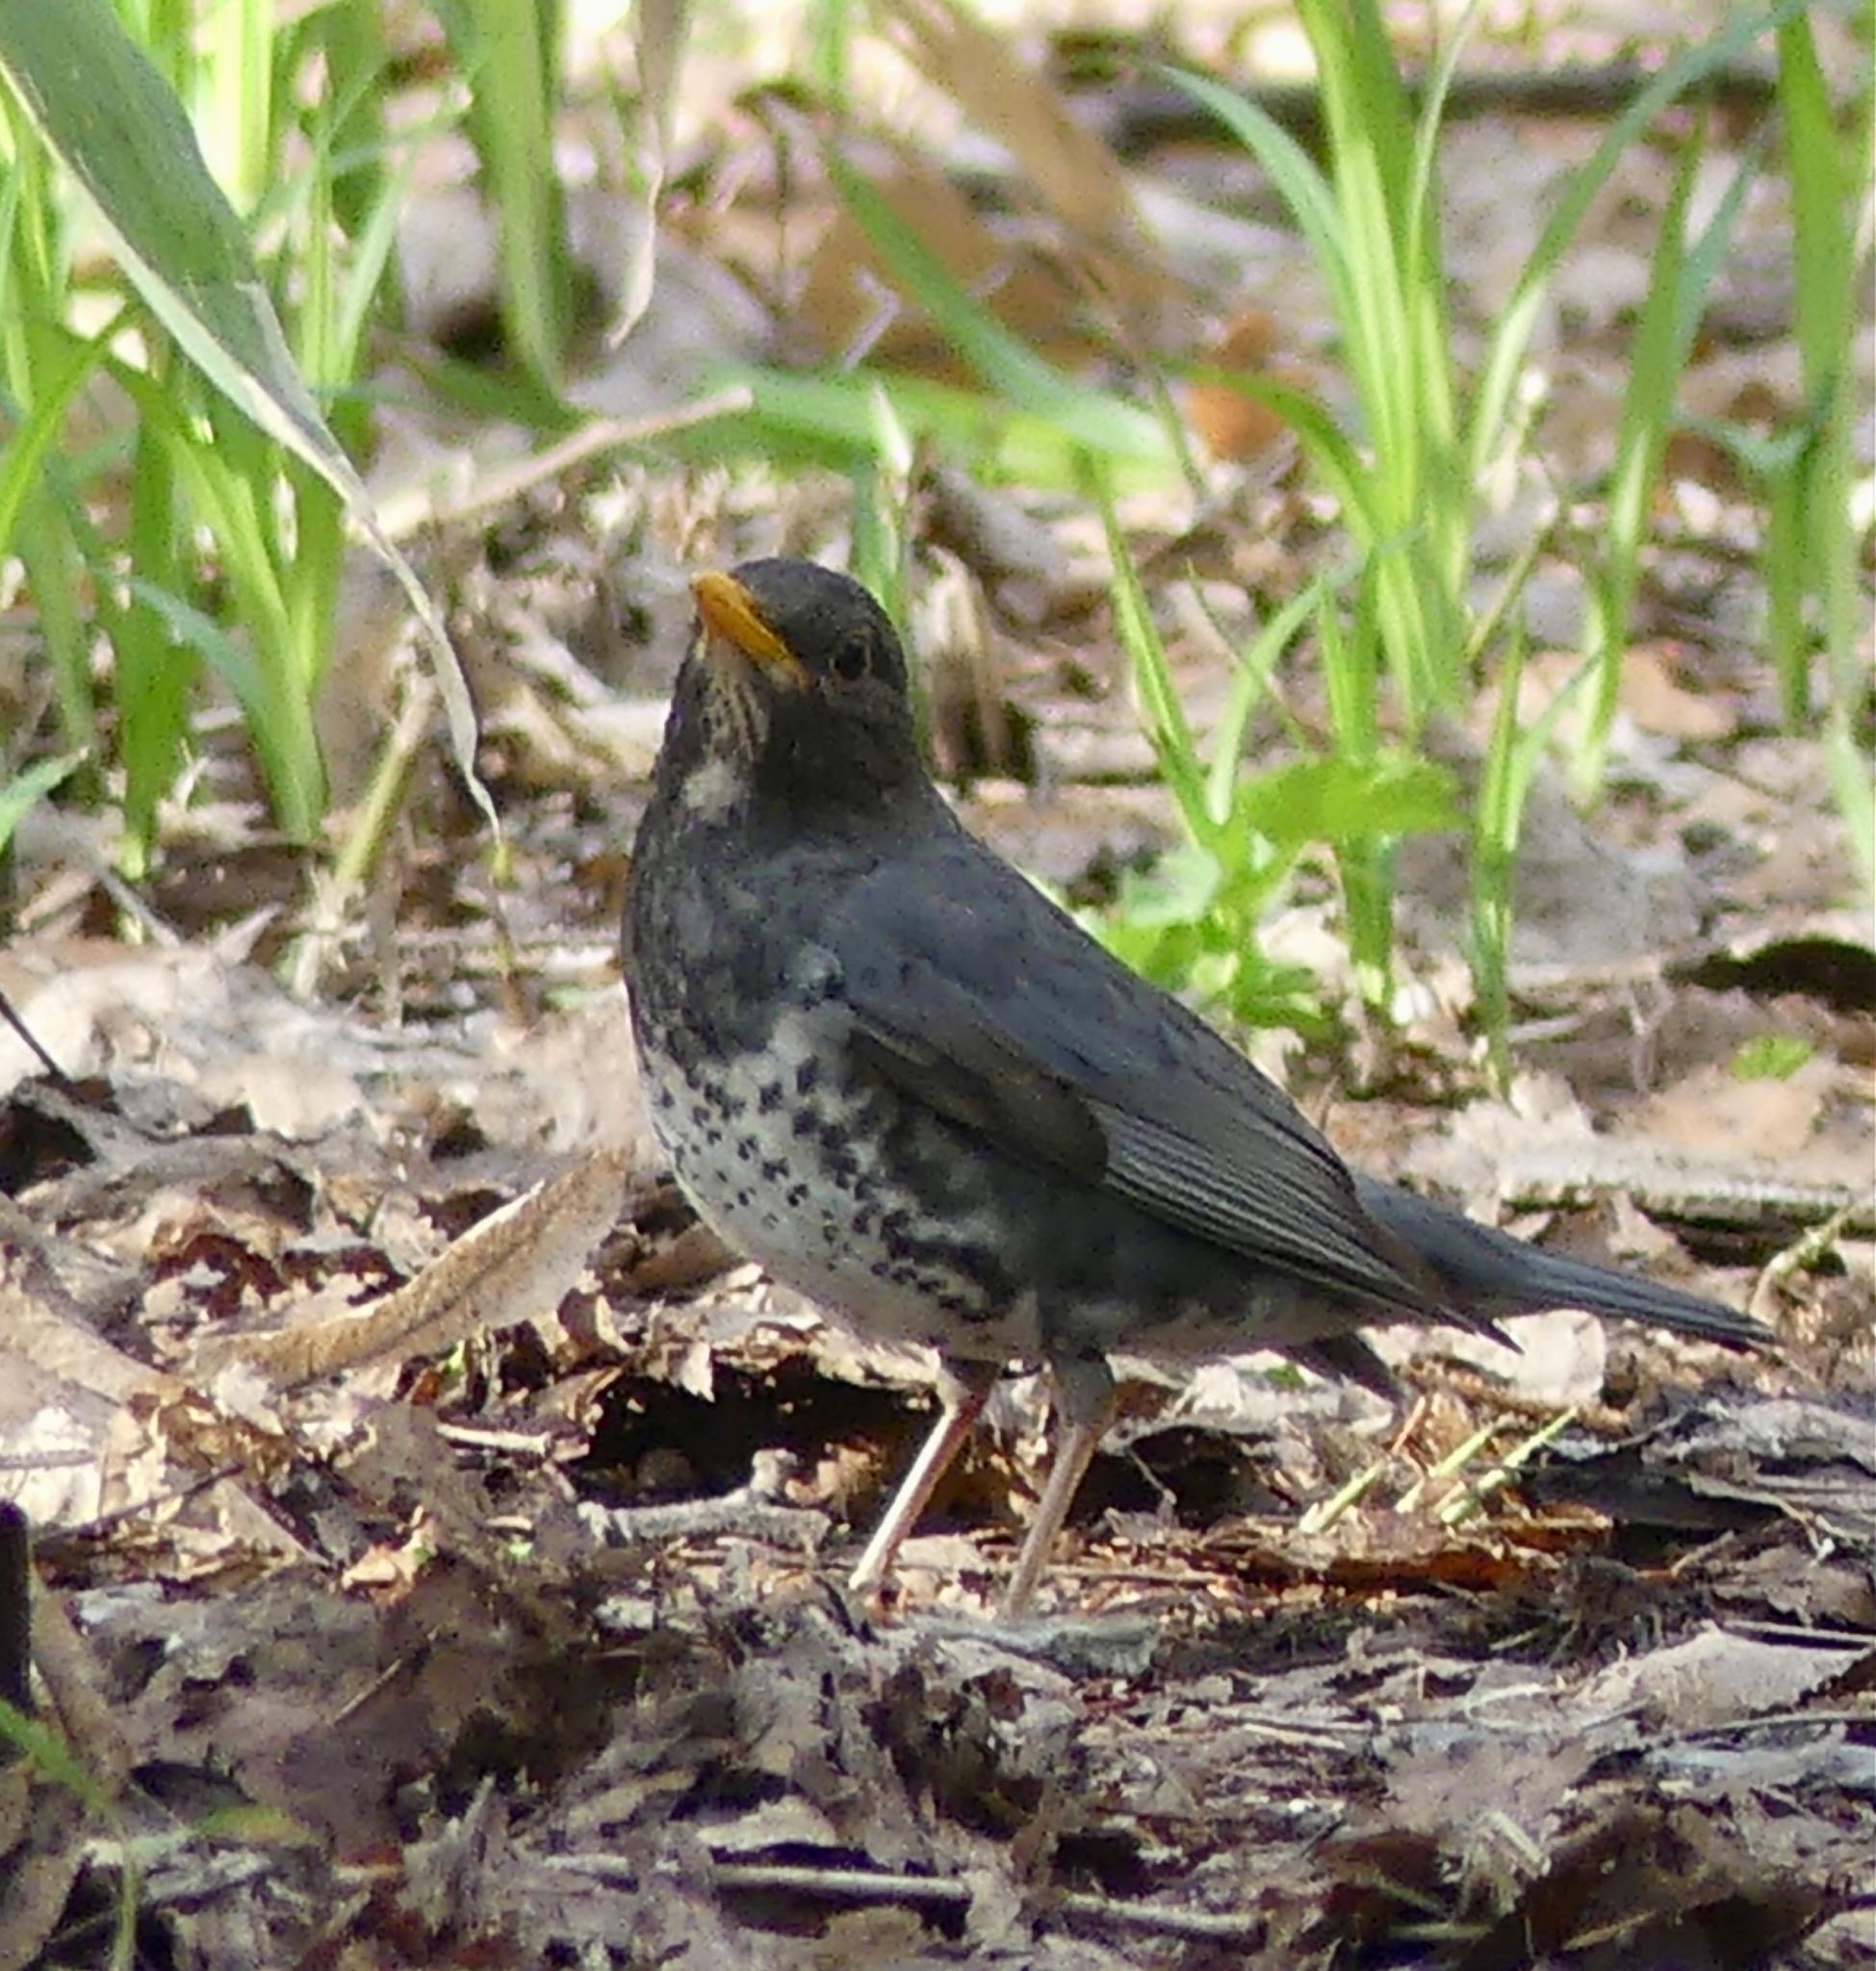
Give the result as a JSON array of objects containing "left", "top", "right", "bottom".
[{"left": 679, "top": 751, "right": 750, "bottom": 824}]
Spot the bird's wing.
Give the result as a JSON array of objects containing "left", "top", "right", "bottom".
[{"left": 826, "top": 838, "right": 1448, "bottom": 1319}]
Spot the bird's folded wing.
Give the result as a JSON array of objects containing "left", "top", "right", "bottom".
[{"left": 829, "top": 857, "right": 1448, "bottom": 1319}]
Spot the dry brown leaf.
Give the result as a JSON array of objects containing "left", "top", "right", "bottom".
[
  {"left": 1617, "top": 643, "right": 1737, "bottom": 742},
  {"left": 1385, "top": 1728, "right": 1596, "bottom": 1844},
  {"left": 878, "top": 0, "right": 1175, "bottom": 325},
  {"left": 1579, "top": 1625, "right": 1868, "bottom": 1732},
  {"left": 793, "top": 146, "right": 1094, "bottom": 381},
  {"left": 0, "top": 1781, "right": 85, "bottom": 1971},
  {"left": 28, "top": 1588, "right": 135, "bottom": 1795},
  {"left": 224, "top": 1146, "right": 632, "bottom": 1385},
  {"left": 340, "top": 1406, "right": 513, "bottom": 1576},
  {"left": 1632, "top": 1057, "right": 1832, "bottom": 1158},
  {"left": 0, "top": 1249, "right": 175, "bottom": 1407},
  {"left": 1182, "top": 307, "right": 1317, "bottom": 462}
]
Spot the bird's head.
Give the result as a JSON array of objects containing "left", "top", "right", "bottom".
[{"left": 658, "top": 558, "right": 928, "bottom": 829}]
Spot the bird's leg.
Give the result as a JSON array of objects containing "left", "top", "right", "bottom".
[
  {"left": 999, "top": 1352, "right": 1115, "bottom": 1619},
  {"left": 849, "top": 1357, "right": 998, "bottom": 1600}
]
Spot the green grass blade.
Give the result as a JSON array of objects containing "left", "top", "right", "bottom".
[
  {"left": 1577, "top": 126, "right": 1755, "bottom": 798},
  {"left": 11, "top": 507, "right": 95, "bottom": 764},
  {"left": 296, "top": 0, "right": 390, "bottom": 240},
  {"left": 198, "top": 0, "right": 273, "bottom": 212},
  {"left": 0, "top": 750, "right": 85, "bottom": 858},
  {"left": 1472, "top": 637, "right": 1596, "bottom": 1083},
  {"left": 1577, "top": 125, "right": 1699, "bottom": 798},
  {"left": 1314, "top": 578, "right": 1392, "bottom": 1002},
  {"left": 1298, "top": 0, "right": 1414, "bottom": 470},
  {"left": 1398, "top": 4, "right": 1477, "bottom": 606},
  {"left": 432, "top": 0, "right": 571, "bottom": 389},
  {"left": 116, "top": 416, "right": 194, "bottom": 864},
  {"left": 1776, "top": 8, "right": 1868, "bottom": 860},
  {"left": 1778, "top": 12, "right": 1854, "bottom": 385},
  {"left": 1178, "top": 367, "right": 1376, "bottom": 525},
  {"left": 1467, "top": 1, "right": 1807, "bottom": 486},
  {"left": 849, "top": 382, "right": 914, "bottom": 637},
  {"left": 688, "top": 364, "right": 1180, "bottom": 489},
  {"left": 1170, "top": 41, "right": 1465, "bottom": 718},
  {"left": 827, "top": 152, "right": 1178, "bottom": 468},
  {"left": 1471, "top": 616, "right": 1525, "bottom": 1088},
  {"left": 1235, "top": 755, "right": 1460, "bottom": 846},
  {"left": 1158, "top": 68, "right": 1351, "bottom": 317},
  {"left": 0, "top": 0, "right": 353, "bottom": 508},
  {"left": 0, "top": 0, "right": 501, "bottom": 843},
  {"left": 0, "top": 321, "right": 109, "bottom": 573},
  {"left": 1761, "top": 456, "right": 1810, "bottom": 724},
  {"left": 1203, "top": 577, "right": 1325, "bottom": 828},
  {"left": 1095, "top": 480, "right": 1209, "bottom": 838}
]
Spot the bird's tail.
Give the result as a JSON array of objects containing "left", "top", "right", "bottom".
[{"left": 1354, "top": 1177, "right": 1772, "bottom": 1348}]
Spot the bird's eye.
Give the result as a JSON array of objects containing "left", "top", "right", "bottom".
[{"left": 829, "top": 635, "right": 871, "bottom": 685}]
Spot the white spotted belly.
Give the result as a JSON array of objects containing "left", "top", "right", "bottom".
[{"left": 637, "top": 1026, "right": 1040, "bottom": 1364}]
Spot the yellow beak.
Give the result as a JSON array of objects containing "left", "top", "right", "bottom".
[{"left": 691, "top": 571, "right": 810, "bottom": 690}]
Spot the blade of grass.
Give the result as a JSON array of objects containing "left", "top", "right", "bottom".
[
  {"left": 1094, "top": 479, "right": 1209, "bottom": 839},
  {"left": 1203, "top": 577, "right": 1325, "bottom": 829},
  {"left": 1178, "top": 365, "right": 1376, "bottom": 525},
  {"left": 1158, "top": 69, "right": 1348, "bottom": 301},
  {"left": 0, "top": 126, "right": 98, "bottom": 770},
  {"left": 1315, "top": 576, "right": 1393, "bottom": 1004},
  {"left": 0, "top": 750, "right": 85, "bottom": 857},
  {"left": 1298, "top": 0, "right": 1416, "bottom": 477},
  {"left": 0, "top": 0, "right": 501, "bottom": 844},
  {"left": 694, "top": 364, "right": 1180, "bottom": 489},
  {"left": 1170, "top": 24, "right": 1469, "bottom": 719},
  {"left": 432, "top": 0, "right": 571, "bottom": 389},
  {"left": 0, "top": 320, "right": 111, "bottom": 580},
  {"left": 850, "top": 382, "right": 915, "bottom": 637},
  {"left": 1576, "top": 122, "right": 1702, "bottom": 798},
  {"left": 116, "top": 413, "right": 198, "bottom": 867},
  {"left": 1472, "top": 634, "right": 1596, "bottom": 1089},
  {"left": 613, "top": 0, "right": 687, "bottom": 345},
  {"left": 296, "top": 0, "right": 390, "bottom": 240},
  {"left": 828, "top": 151, "right": 1179, "bottom": 470},
  {"left": 1471, "top": 614, "right": 1527, "bottom": 1091},
  {"left": 1582, "top": 125, "right": 1756, "bottom": 798},
  {"left": 198, "top": 0, "right": 273, "bottom": 212},
  {"left": 1775, "top": 9, "right": 1868, "bottom": 889},
  {"left": 1466, "top": 0, "right": 1808, "bottom": 491},
  {"left": 9, "top": 506, "right": 94, "bottom": 767}
]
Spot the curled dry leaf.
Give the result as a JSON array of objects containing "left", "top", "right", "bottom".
[{"left": 221, "top": 1146, "right": 634, "bottom": 1387}]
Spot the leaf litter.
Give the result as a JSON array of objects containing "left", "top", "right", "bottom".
[
  {"left": 3, "top": 4, "right": 1874, "bottom": 1964},
  {"left": 3, "top": 792, "right": 1870, "bottom": 1969}
]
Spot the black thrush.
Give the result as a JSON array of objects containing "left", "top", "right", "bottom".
[{"left": 625, "top": 557, "right": 1769, "bottom": 1614}]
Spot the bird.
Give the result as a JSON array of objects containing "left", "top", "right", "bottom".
[{"left": 624, "top": 556, "right": 1771, "bottom": 1615}]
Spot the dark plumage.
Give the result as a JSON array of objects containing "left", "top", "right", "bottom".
[{"left": 625, "top": 557, "right": 1769, "bottom": 1613}]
